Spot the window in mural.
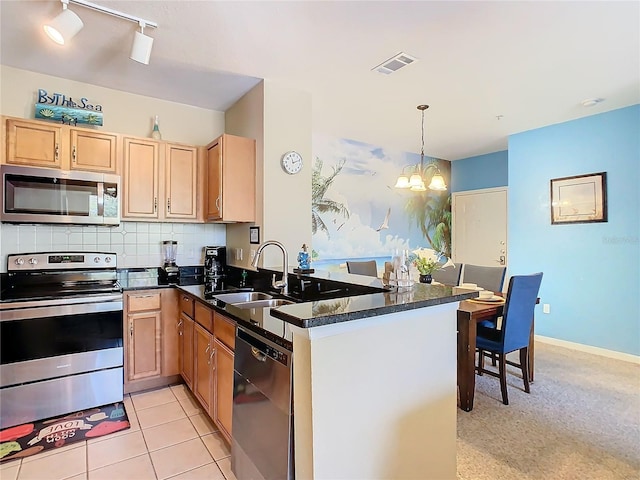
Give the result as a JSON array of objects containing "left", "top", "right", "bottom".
[{"left": 311, "top": 134, "right": 451, "bottom": 273}]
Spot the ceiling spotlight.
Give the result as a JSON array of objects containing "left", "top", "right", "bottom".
[
  {"left": 130, "top": 22, "right": 154, "bottom": 65},
  {"left": 44, "top": 0, "right": 83, "bottom": 45},
  {"left": 43, "top": 0, "right": 157, "bottom": 64}
]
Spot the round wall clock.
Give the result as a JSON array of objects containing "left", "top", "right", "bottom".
[{"left": 281, "top": 151, "right": 303, "bottom": 175}]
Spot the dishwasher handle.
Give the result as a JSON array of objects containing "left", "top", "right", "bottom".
[{"left": 251, "top": 347, "right": 267, "bottom": 362}]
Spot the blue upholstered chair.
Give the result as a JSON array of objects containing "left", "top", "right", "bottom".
[
  {"left": 346, "top": 260, "right": 378, "bottom": 277},
  {"left": 432, "top": 263, "right": 463, "bottom": 286},
  {"left": 476, "top": 272, "right": 543, "bottom": 405},
  {"left": 461, "top": 264, "right": 507, "bottom": 292}
]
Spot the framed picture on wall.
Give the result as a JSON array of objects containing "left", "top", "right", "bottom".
[
  {"left": 550, "top": 172, "right": 607, "bottom": 224},
  {"left": 249, "top": 226, "right": 260, "bottom": 244}
]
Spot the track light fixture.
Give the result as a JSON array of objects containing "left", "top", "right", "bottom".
[{"left": 44, "top": 0, "right": 158, "bottom": 64}]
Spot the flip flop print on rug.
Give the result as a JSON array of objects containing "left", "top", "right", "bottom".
[{"left": 0, "top": 402, "right": 130, "bottom": 462}]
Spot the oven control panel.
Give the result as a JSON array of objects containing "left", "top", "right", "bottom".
[{"left": 8, "top": 252, "right": 117, "bottom": 271}]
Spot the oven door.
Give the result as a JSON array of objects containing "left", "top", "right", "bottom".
[{"left": 0, "top": 298, "right": 124, "bottom": 428}]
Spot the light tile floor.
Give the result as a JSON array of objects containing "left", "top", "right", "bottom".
[{"left": 0, "top": 385, "right": 238, "bottom": 480}]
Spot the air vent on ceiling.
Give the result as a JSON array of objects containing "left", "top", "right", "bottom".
[{"left": 372, "top": 52, "right": 417, "bottom": 75}]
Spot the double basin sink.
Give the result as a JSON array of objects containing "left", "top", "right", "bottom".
[{"left": 211, "top": 292, "right": 294, "bottom": 309}]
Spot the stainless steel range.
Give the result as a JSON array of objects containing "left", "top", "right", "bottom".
[{"left": 0, "top": 252, "right": 123, "bottom": 429}]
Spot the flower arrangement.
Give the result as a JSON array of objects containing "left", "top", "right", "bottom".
[{"left": 410, "top": 248, "right": 443, "bottom": 275}]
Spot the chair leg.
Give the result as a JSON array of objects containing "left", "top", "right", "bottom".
[
  {"left": 477, "top": 349, "right": 484, "bottom": 375},
  {"left": 498, "top": 354, "right": 509, "bottom": 405},
  {"left": 520, "top": 347, "right": 530, "bottom": 393}
]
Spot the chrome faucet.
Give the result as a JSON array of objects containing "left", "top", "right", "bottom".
[{"left": 250, "top": 240, "right": 289, "bottom": 295}]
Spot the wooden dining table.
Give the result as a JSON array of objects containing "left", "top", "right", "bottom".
[{"left": 456, "top": 293, "right": 537, "bottom": 412}]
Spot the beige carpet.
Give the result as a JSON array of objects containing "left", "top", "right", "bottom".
[{"left": 457, "top": 342, "right": 640, "bottom": 480}]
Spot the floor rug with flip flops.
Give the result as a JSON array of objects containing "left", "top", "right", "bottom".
[{"left": 0, "top": 402, "right": 129, "bottom": 463}]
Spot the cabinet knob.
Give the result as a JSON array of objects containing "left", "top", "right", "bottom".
[
  {"left": 72, "top": 145, "right": 77, "bottom": 163},
  {"left": 154, "top": 197, "right": 157, "bottom": 212},
  {"left": 55, "top": 143, "right": 59, "bottom": 160},
  {"left": 167, "top": 198, "right": 171, "bottom": 213}
]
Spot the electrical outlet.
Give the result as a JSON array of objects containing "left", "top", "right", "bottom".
[
  {"left": 543, "top": 303, "right": 550, "bottom": 314},
  {"left": 250, "top": 249, "right": 256, "bottom": 259},
  {"left": 236, "top": 248, "right": 243, "bottom": 261}
]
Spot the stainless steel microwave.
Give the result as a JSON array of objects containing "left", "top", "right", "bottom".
[{"left": 1, "top": 165, "right": 120, "bottom": 226}]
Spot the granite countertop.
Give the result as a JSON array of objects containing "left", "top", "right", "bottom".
[{"left": 177, "top": 275, "right": 478, "bottom": 330}]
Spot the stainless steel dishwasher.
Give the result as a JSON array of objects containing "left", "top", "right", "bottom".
[{"left": 232, "top": 326, "right": 294, "bottom": 480}]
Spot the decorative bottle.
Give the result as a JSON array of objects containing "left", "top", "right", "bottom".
[
  {"left": 151, "top": 115, "right": 162, "bottom": 140},
  {"left": 297, "top": 244, "right": 311, "bottom": 270}
]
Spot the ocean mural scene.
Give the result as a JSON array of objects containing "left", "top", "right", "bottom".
[{"left": 311, "top": 134, "right": 452, "bottom": 272}]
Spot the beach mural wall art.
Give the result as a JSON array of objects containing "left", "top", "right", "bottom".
[{"left": 311, "top": 133, "right": 451, "bottom": 273}]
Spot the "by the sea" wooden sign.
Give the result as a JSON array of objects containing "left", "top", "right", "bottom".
[{"left": 34, "top": 89, "right": 104, "bottom": 126}]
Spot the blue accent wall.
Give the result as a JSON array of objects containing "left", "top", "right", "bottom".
[
  {"left": 451, "top": 150, "right": 508, "bottom": 192},
  {"left": 508, "top": 105, "right": 640, "bottom": 355}
]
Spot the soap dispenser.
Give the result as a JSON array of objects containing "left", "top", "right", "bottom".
[{"left": 295, "top": 244, "right": 312, "bottom": 272}]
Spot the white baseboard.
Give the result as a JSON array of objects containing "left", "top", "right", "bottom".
[{"left": 535, "top": 335, "right": 640, "bottom": 364}]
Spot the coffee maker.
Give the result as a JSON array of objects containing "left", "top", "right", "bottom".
[
  {"left": 204, "top": 246, "right": 226, "bottom": 296},
  {"left": 159, "top": 240, "right": 179, "bottom": 284},
  {"left": 204, "top": 246, "right": 226, "bottom": 279}
]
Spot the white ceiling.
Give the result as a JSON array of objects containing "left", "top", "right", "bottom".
[{"left": 1, "top": 1, "right": 639, "bottom": 160}]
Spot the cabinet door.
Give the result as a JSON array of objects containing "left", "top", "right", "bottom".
[
  {"left": 193, "top": 323, "right": 214, "bottom": 413},
  {"left": 179, "top": 314, "right": 195, "bottom": 389},
  {"left": 165, "top": 143, "right": 198, "bottom": 219},
  {"left": 161, "top": 289, "right": 179, "bottom": 377},
  {"left": 6, "top": 119, "right": 63, "bottom": 168},
  {"left": 220, "top": 134, "right": 256, "bottom": 222},
  {"left": 70, "top": 129, "right": 118, "bottom": 172},
  {"left": 213, "top": 338, "right": 234, "bottom": 443},
  {"left": 123, "top": 137, "right": 160, "bottom": 219},
  {"left": 127, "top": 311, "right": 162, "bottom": 381},
  {"left": 206, "top": 141, "right": 222, "bottom": 220}
]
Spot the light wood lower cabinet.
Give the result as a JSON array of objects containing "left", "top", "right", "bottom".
[
  {"left": 213, "top": 337, "right": 234, "bottom": 442},
  {"left": 124, "top": 289, "right": 180, "bottom": 392},
  {"left": 178, "top": 313, "right": 195, "bottom": 390},
  {"left": 124, "top": 291, "right": 162, "bottom": 383},
  {"left": 193, "top": 323, "right": 214, "bottom": 412},
  {"left": 177, "top": 294, "right": 236, "bottom": 445}
]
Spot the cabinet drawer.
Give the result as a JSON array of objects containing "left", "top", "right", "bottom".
[
  {"left": 179, "top": 293, "right": 195, "bottom": 318},
  {"left": 128, "top": 292, "right": 161, "bottom": 312},
  {"left": 214, "top": 313, "right": 235, "bottom": 350},
  {"left": 194, "top": 301, "right": 213, "bottom": 332}
]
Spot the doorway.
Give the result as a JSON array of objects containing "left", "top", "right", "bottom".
[{"left": 452, "top": 187, "right": 508, "bottom": 268}]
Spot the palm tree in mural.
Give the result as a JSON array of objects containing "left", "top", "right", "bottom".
[
  {"left": 312, "top": 157, "right": 350, "bottom": 239},
  {"left": 405, "top": 188, "right": 452, "bottom": 259}
]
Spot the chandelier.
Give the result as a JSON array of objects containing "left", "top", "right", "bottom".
[{"left": 394, "top": 105, "right": 447, "bottom": 192}]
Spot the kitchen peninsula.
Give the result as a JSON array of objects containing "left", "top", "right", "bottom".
[{"left": 183, "top": 270, "right": 476, "bottom": 480}]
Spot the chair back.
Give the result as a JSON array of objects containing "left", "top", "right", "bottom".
[
  {"left": 500, "top": 273, "right": 543, "bottom": 353},
  {"left": 432, "top": 263, "right": 463, "bottom": 286},
  {"left": 346, "top": 260, "right": 378, "bottom": 277},
  {"left": 462, "top": 264, "right": 507, "bottom": 292}
]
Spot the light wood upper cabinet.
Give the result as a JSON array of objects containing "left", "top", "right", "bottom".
[
  {"left": 6, "top": 118, "right": 63, "bottom": 168},
  {"left": 165, "top": 143, "right": 198, "bottom": 220},
  {"left": 122, "top": 137, "right": 161, "bottom": 219},
  {"left": 70, "top": 128, "right": 118, "bottom": 172},
  {"left": 122, "top": 137, "right": 200, "bottom": 222},
  {"left": 206, "top": 134, "right": 255, "bottom": 222},
  {"left": 4, "top": 118, "right": 118, "bottom": 173}
]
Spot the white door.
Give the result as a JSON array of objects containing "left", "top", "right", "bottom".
[{"left": 452, "top": 187, "right": 507, "bottom": 267}]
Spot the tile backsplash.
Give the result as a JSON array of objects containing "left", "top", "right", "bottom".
[{"left": 0, "top": 222, "right": 226, "bottom": 272}]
